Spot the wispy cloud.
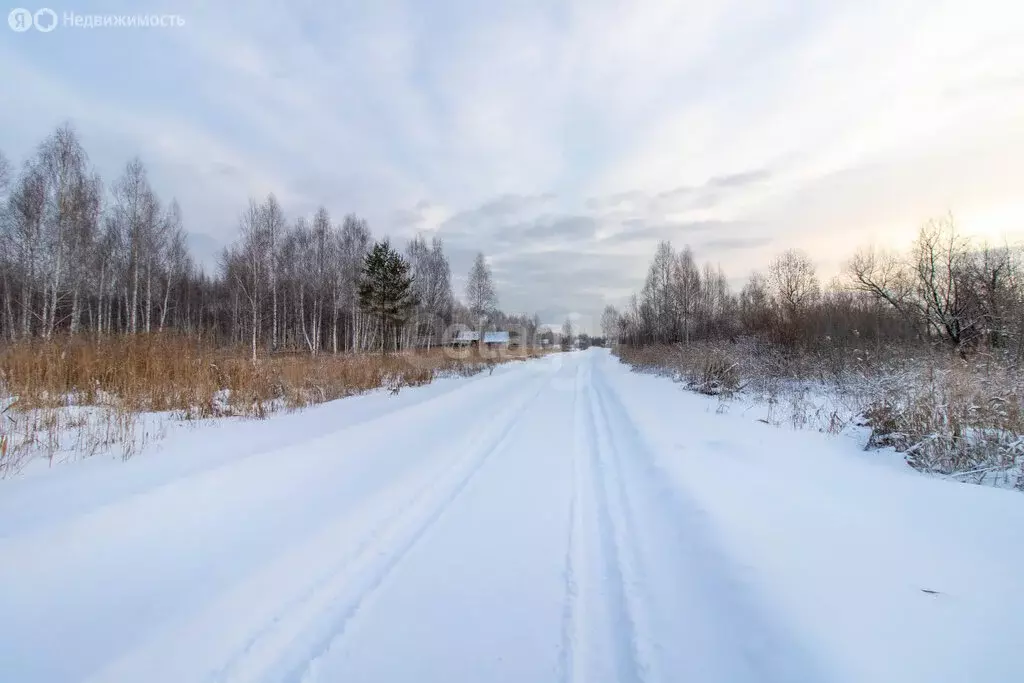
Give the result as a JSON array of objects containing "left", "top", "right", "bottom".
[{"left": 2, "top": 0, "right": 1022, "bottom": 321}]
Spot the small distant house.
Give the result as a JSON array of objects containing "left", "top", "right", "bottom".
[
  {"left": 449, "top": 329, "right": 510, "bottom": 348},
  {"left": 483, "top": 331, "right": 510, "bottom": 348},
  {"left": 450, "top": 330, "right": 481, "bottom": 347}
]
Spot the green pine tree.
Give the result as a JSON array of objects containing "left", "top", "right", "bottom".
[{"left": 358, "top": 240, "right": 418, "bottom": 354}]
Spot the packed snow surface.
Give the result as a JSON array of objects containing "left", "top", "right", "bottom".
[{"left": 2, "top": 349, "right": 1022, "bottom": 682}]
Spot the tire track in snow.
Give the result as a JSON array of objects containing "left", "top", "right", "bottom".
[
  {"left": 230, "top": 369, "right": 559, "bottom": 683},
  {"left": 2, "top": 362, "right": 539, "bottom": 543},
  {"left": 588, "top": 367, "right": 660, "bottom": 681},
  {"left": 557, "top": 362, "right": 584, "bottom": 683},
  {"left": 588, "top": 355, "right": 830, "bottom": 683},
  {"left": 81, "top": 366, "right": 555, "bottom": 683},
  {"left": 580, "top": 360, "right": 646, "bottom": 683}
]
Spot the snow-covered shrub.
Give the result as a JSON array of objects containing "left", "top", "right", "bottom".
[
  {"left": 617, "top": 341, "right": 1024, "bottom": 489},
  {"left": 688, "top": 349, "right": 742, "bottom": 396},
  {"left": 859, "top": 356, "right": 1024, "bottom": 487},
  {"left": 615, "top": 344, "right": 742, "bottom": 395}
]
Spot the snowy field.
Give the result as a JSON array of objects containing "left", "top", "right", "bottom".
[{"left": 1, "top": 348, "right": 1022, "bottom": 683}]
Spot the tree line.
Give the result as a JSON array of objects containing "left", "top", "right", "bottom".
[
  {"left": 0, "top": 125, "right": 539, "bottom": 356},
  {"left": 606, "top": 215, "right": 1024, "bottom": 358}
]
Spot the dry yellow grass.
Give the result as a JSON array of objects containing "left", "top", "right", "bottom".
[
  {"left": 0, "top": 334, "right": 549, "bottom": 415},
  {"left": 0, "top": 334, "right": 547, "bottom": 474}
]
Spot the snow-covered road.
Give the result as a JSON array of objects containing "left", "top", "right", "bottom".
[{"left": 2, "top": 349, "right": 1023, "bottom": 683}]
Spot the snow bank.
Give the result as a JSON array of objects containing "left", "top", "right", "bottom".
[{"left": 599, "top": 349, "right": 1024, "bottom": 683}]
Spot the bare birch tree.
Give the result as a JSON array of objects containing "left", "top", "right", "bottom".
[
  {"left": 227, "top": 199, "right": 268, "bottom": 360},
  {"left": 407, "top": 234, "right": 453, "bottom": 348},
  {"left": 466, "top": 252, "right": 497, "bottom": 332}
]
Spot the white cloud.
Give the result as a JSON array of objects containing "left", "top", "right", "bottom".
[{"left": 1, "top": 0, "right": 1022, "bottom": 320}]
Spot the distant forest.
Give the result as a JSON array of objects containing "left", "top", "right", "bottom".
[
  {"left": 5, "top": 124, "right": 1021, "bottom": 361},
  {"left": 606, "top": 216, "right": 1024, "bottom": 359},
  {"left": 0, "top": 125, "right": 542, "bottom": 355}
]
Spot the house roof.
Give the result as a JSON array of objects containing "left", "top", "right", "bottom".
[
  {"left": 451, "top": 330, "right": 510, "bottom": 343},
  {"left": 483, "top": 331, "right": 510, "bottom": 344}
]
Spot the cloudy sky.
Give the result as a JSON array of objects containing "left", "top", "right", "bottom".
[{"left": 2, "top": 0, "right": 1023, "bottom": 329}]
